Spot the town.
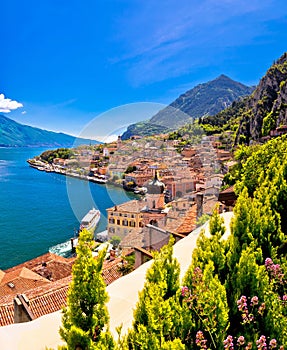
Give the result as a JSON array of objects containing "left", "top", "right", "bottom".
[{"left": 0, "top": 129, "right": 236, "bottom": 328}]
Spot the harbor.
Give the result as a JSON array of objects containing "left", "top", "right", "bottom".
[{"left": 27, "top": 158, "right": 109, "bottom": 184}]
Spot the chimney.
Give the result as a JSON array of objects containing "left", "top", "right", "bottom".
[
  {"left": 196, "top": 193, "right": 204, "bottom": 220},
  {"left": 14, "top": 294, "right": 35, "bottom": 323}
]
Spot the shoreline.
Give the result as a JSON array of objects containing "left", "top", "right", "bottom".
[{"left": 27, "top": 158, "right": 111, "bottom": 185}]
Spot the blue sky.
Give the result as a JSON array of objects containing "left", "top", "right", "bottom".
[{"left": 1, "top": 0, "right": 287, "bottom": 140}]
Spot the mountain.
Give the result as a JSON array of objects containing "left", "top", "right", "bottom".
[
  {"left": 200, "top": 52, "right": 287, "bottom": 145},
  {"left": 121, "top": 75, "right": 254, "bottom": 140},
  {"left": 0, "top": 115, "right": 97, "bottom": 147},
  {"left": 236, "top": 52, "right": 287, "bottom": 143}
]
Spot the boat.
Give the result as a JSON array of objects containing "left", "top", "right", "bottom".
[
  {"left": 80, "top": 208, "right": 101, "bottom": 232},
  {"left": 88, "top": 175, "right": 108, "bottom": 184},
  {"left": 134, "top": 186, "right": 147, "bottom": 195}
]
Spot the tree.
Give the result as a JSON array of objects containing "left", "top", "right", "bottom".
[
  {"left": 196, "top": 213, "right": 210, "bottom": 227},
  {"left": 126, "top": 238, "right": 185, "bottom": 349},
  {"left": 190, "top": 206, "right": 228, "bottom": 284},
  {"left": 182, "top": 262, "right": 229, "bottom": 349},
  {"left": 60, "top": 229, "right": 114, "bottom": 349},
  {"left": 110, "top": 235, "right": 121, "bottom": 248}
]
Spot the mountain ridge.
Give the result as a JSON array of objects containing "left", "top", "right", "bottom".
[
  {"left": 0, "top": 115, "right": 98, "bottom": 147},
  {"left": 121, "top": 75, "right": 254, "bottom": 140}
]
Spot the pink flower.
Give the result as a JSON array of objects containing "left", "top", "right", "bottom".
[
  {"left": 265, "top": 257, "right": 273, "bottom": 268},
  {"left": 251, "top": 296, "right": 259, "bottom": 306},
  {"left": 237, "top": 336, "right": 245, "bottom": 346},
  {"left": 195, "top": 330, "right": 207, "bottom": 349},
  {"left": 224, "top": 335, "right": 234, "bottom": 350},
  {"left": 181, "top": 286, "right": 189, "bottom": 297},
  {"left": 237, "top": 296, "right": 248, "bottom": 312},
  {"left": 256, "top": 335, "right": 267, "bottom": 350},
  {"left": 269, "top": 339, "right": 277, "bottom": 349}
]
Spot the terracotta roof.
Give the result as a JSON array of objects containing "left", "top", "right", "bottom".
[
  {"left": 29, "top": 285, "right": 69, "bottom": 319},
  {"left": 0, "top": 253, "right": 75, "bottom": 305},
  {"left": 33, "top": 260, "right": 74, "bottom": 281},
  {"left": 175, "top": 205, "right": 197, "bottom": 235},
  {"left": 4, "top": 253, "right": 74, "bottom": 275},
  {"left": 107, "top": 199, "right": 145, "bottom": 213},
  {"left": 102, "top": 258, "right": 127, "bottom": 285},
  {"left": 0, "top": 267, "right": 51, "bottom": 303},
  {"left": 0, "top": 304, "right": 14, "bottom": 326},
  {"left": 219, "top": 185, "right": 235, "bottom": 194},
  {"left": 0, "top": 279, "right": 70, "bottom": 327},
  {"left": 0, "top": 254, "right": 126, "bottom": 327}
]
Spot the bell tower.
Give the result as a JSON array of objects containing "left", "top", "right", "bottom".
[{"left": 146, "top": 172, "right": 165, "bottom": 211}]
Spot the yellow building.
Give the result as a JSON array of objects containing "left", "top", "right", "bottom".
[
  {"left": 106, "top": 200, "right": 145, "bottom": 239},
  {"left": 107, "top": 173, "right": 167, "bottom": 240}
]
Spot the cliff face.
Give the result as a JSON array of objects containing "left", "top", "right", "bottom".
[{"left": 237, "top": 52, "right": 287, "bottom": 143}]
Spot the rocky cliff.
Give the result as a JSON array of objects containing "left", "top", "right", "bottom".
[{"left": 236, "top": 52, "right": 287, "bottom": 143}]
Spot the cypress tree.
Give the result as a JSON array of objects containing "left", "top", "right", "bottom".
[
  {"left": 59, "top": 229, "right": 114, "bottom": 349},
  {"left": 126, "top": 238, "right": 185, "bottom": 349},
  {"left": 189, "top": 206, "right": 228, "bottom": 284},
  {"left": 182, "top": 262, "right": 229, "bottom": 349}
]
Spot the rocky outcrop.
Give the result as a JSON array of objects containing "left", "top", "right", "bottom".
[{"left": 236, "top": 52, "right": 287, "bottom": 143}]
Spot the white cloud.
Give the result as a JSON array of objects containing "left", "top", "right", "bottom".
[
  {"left": 0, "top": 94, "right": 23, "bottom": 113},
  {"left": 21, "top": 110, "right": 27, "bottom": 115}
]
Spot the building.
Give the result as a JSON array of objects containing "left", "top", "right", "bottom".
[
  {"left": 107, "top": 173, "right": 168, "bottom": 240},
  {"left": 0, "top": 252, "right": 127, "bottom": 327},
  {"left": 107, "top": 200, "right": 145, "bottom": 239}
]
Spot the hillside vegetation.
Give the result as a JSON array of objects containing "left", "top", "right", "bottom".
[
  {"left": 200, "top": 52, "right": 287, "bottom": 146},
  {"left": 122, "top": 75, "right": 253, "bottom": 140}
]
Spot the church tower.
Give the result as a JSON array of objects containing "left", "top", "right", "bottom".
[
  {"left": 117, "top": 135, "right": 122, "bottom": 149},
  {"left": 145, "top": 171, "right": 165, "bottom": 211}
]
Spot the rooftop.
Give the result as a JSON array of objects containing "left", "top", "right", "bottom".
[
  {"left": 107, "top": 199, "right": 145, "bottom": 213},
  {"left": 0, "top": 213, "right": 234, "bottom": 350},
  {"left": 0, "top": 252, "right": 128, "bottom": 327}
]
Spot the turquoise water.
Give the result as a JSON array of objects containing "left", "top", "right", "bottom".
[{"left": 0, "top": 147, "right": 135, "bottom": 270}]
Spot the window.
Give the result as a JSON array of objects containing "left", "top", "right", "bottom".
[
  {"left": 109, "top": 218, "right": 115, "bottom": 224},
  {"left": 129, "top": 221, "right": 136, "bottom": 227},
  {"left": 117, "top": 219, "right": 121, "bottom": 225},
  {"left": 123, "top": 220, "right": 128, "bottom": 226}
]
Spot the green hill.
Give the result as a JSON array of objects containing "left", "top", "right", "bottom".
[
  {"left": 121, "top": 75, "right": 254, "bottom": 139},
  {"left": 0, "top": 115, "right": 97, "bottom": 147}
]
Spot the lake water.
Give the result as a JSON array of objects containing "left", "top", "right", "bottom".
[{"left": 0, "top": 147, "right": 135, "bottom": 270}]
